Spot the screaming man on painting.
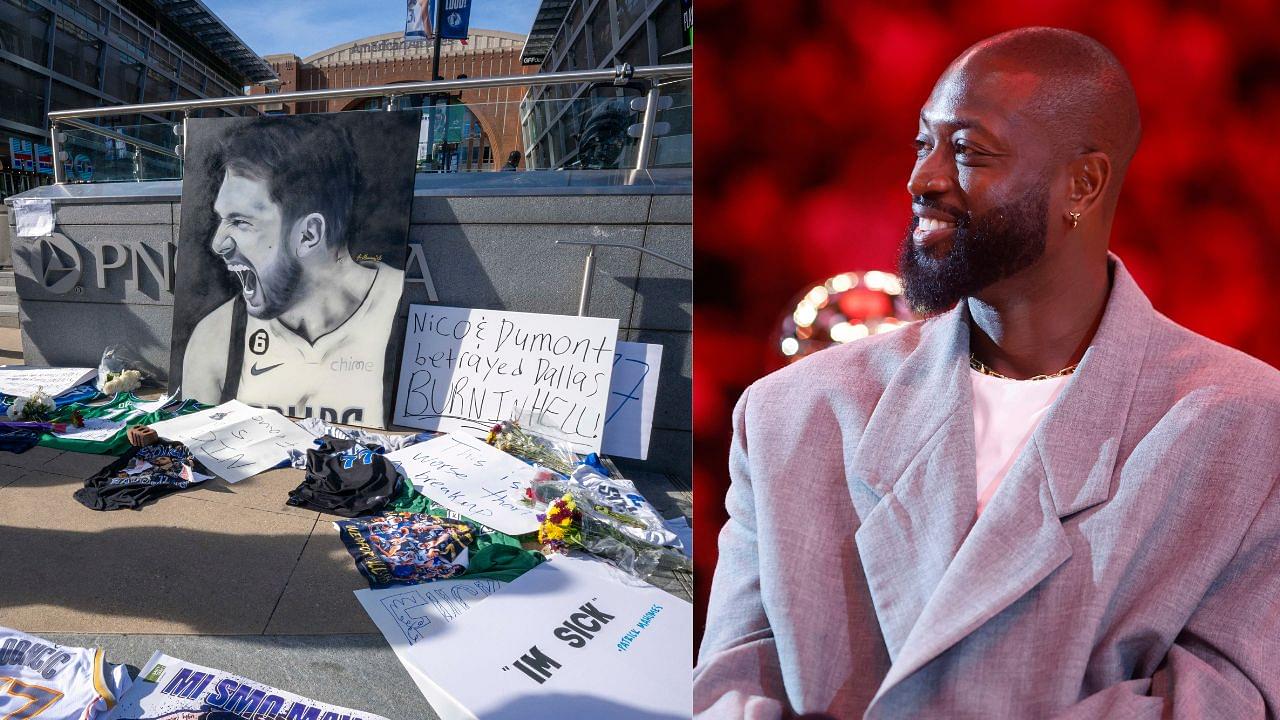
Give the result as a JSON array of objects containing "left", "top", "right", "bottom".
[{"left": 181, "top": 117, "right": 405, "bottom": 426}]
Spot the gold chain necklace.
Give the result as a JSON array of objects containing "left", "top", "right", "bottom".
[{"left": 969, "top": 353, "right": 1078, "bottom": 381}]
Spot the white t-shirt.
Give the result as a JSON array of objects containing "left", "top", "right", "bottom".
[
  {"left": 236, "top": 265, "right": 404, "bottom": 426},
  {"left": 970, "top": 369, "right": 1070, "bottom": 517},
  {"left": 0, "top": 626, "right": 130, "bottom": 720},
  {"left": 182, "top": 265, "right": 404, "bottom": 428}
]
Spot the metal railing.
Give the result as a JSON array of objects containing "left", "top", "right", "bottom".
[{"left": 46, "top": 63, "right": 693, "bottom": 184}]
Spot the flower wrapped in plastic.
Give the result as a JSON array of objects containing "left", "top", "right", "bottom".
[
  {"left": 101, "top": 369, "right": 142, "bottom": 395},
  {"left": 530, "top": 467, "right": 690, "bottom": 580},
  {"left": 485, "top": 420, "right": 578, "bottom": 476},
  {"left": 96, "top": 345, "right": 145, "bottom": 394}
]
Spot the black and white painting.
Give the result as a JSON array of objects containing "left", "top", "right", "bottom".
[{"left": 169, "top": 111, "right": 420, "bottom": 428}]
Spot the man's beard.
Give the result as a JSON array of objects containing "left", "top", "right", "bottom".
[
  {"left": 244, "top": 245, "right": 303, "bottom": 320},
  {"left": 898, "top": 181, "right": 1049, "bottom": 314}
]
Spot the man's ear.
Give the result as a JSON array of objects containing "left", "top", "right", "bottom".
[
  {"left": 1066, "top": 151, "right": 1111, "bottom": 218},
  {"left": 294, "top": 213, "right": 326, "bottom": 257}
]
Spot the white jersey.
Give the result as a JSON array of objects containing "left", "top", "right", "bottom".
[
  {"left": 0, "top": 627, "right": 130, "bottom": 720},
  {"left": 235, "top": 265, "right": 404, "bottom": 427}
]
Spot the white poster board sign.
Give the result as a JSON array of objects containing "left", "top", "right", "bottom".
[
  {"left": 385, "top": 433, "right": 540, "bottom": 535},
  {"left": 364, "top": 554, "right": 691, "bottom": 720},
  {"left": 600, "top": 341, "right": 663, "bottom": 460},
  {"left": 103, "top": 651, "right": 389, "bottom": 720},
  {"left": 12, "top": 197, "right": 53, "bottom": 237},
  {"left": 0, "top": 366, "right": 95, "bottom": 398},
  {"left": 356, "top": 577, "right": 507, "bottom": 720},
  {"left": 392, "top": 305, "right": 619, "bottom": 454},
  {"left": 148, "top": 400, "right": 314, "bottom": 483}
]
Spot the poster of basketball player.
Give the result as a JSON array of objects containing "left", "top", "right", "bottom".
[{"left": 168, "top": 112, "right": 419, "bottom": 428}]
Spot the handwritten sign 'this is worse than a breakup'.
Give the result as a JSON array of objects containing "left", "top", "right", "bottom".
[
  {"left": 385, "top": 433, "right": 540, "bottom": 536},
  {"left": 392, "top": 305, "right": 619, "bottom": 454}
]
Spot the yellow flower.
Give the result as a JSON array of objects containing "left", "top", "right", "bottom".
[{"left": 540, "top": 523, "right": 566, "bottom": 542}]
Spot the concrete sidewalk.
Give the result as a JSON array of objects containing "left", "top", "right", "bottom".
[{"left": 0, "top": 327, "right": 694, "bottom": 719}]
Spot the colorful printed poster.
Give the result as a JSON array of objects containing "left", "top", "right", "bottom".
[
  {"left": 148, "top": 400, "right": 315, "bottom": 483},
  {"left": 385, "top": 433, "right": 540, "bottom": 536},
  {"left": 392, "top": 305, "right": 619, "bottom": 454},
  {"left": 102, "top": 652, "right": 389, "bottom": 720},
  {"left": 360, "top": 554, "right": 692, "bottom": 720},
  {"left": 336, "top": 512, "right": 475, "bottom": 587}
]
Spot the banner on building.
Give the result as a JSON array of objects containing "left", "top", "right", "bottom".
[
  {"left": 405, "top": 0, "right": 432, "bottom": 40},
  {"left": 436, "top": 0, "right": 472, "bottom": 40}
]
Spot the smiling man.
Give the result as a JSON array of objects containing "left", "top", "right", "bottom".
[
  {"left": 181, "top": 117, "right": 405, "bottom": 426},
  {"left": 696, "top": 27, "right": 1280, "bottom": 718}
]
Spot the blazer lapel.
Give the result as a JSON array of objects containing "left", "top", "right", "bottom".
[
  {"left": 865, "top": 256, "right": 1156, "bottom": 712},
  {"left": 850, "top": 302, "right": 977, "bottom": 661}
]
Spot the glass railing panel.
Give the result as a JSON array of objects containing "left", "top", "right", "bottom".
[
  {"left": 42, "top": 70, "right": 692, "bottom": 184},
  {"left": 58, "top": 121, "right": 183, "bottom": 183},
  {"left": 652, "top": 77, "right": 691, "bottom": 168}
]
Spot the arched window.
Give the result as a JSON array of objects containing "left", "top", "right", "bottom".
[{"left": 351, "top": 94, "right": 493, "bottom": 172}]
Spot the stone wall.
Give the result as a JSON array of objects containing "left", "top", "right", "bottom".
[{"left": 5, "top": 181, "right": 691, "bottom": 477}]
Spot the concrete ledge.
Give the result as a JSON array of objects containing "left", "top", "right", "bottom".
[
  {"left": 631, "top": 224, "right": 692, "bottom": 332},
  {"left": 54, "top": 202, "right": 172, "bottom": 225},
  {"left": 649, "top": 195, "right": 693, "bottom": 224},
  {"left": 406, "top": 223, "right": 645, "bottom": 320},
  {"left": 412, "top": 195, "right": 652, "bottom": 225}
]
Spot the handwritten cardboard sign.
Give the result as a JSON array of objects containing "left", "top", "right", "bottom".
[
  {"left": 148, "top": 400, "right": 314, "bottom": 483},
  {"left": 392, "top": 305, "right": 619, "bottom": 454},
  {"left": 356, "top": 578, "right": 506, "bottom": 720},
  {"left": 366, "top": 554, "right": 692, "bottom": 720},
  {"left": 0, "top": 366, "right": 95, "bottom": 398},
  {"left": 385, "top": 433, "right": 540, "bottom": 535},
  {"left": 600, "top": 341, "right": 663, "bottom": 460}
]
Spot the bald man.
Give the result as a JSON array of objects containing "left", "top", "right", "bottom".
[{"left": 696, "top": 27, "right": 1280, "bottom": 719}]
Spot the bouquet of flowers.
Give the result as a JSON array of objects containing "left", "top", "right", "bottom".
[
  {"left": 96, "top": 345, "right": 145, "bottom": 394},
  {"left": 101, "top": 369, "right": 142, "bottom": 395},
  {"left": 7, "top": 388, "right": 54, "bottom": 421},
  {"left": 485, "top": 420, "right": 577, "bottom": 476},
  {"left": 529, "top": 470, "right": 690, "bottom": 580}
]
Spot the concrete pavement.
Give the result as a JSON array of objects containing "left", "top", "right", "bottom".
[{"left": 0, "top": 328, "right": 694, "bottom": 719}]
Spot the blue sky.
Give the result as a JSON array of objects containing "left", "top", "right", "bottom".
[{"left": 202, "top": 0, "right": 540, "bottom": 58}]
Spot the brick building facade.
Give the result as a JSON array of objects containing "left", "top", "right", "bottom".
[{"left": 256, "top": 30, "right": 536, "bottom": 167}]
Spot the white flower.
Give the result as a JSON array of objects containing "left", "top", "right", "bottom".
[
  {"left": 102, "top": 369, "right": 142, "bottom": 395},
  {"left": 8, "top": 387, "right": 53, "bottom": 421}
]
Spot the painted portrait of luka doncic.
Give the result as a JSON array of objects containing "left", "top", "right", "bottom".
[{"left": 169, "top": 111, "right": 420, "bottom": 428}]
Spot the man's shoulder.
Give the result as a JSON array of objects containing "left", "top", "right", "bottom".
[
  {"left": 185, "top": 298, "right": 236, "bottom": 350},
  {"left": 1146, "top": 311, "right": 1280, "bottom": 415}
]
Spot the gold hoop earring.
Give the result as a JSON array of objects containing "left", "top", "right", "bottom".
[{"left": 1068, "top": 211, "right": 1081, "bottom": 229}]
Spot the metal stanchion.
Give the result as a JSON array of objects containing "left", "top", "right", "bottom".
[{"left": 50, "top": 123, "right": 65, "bottom": 185}]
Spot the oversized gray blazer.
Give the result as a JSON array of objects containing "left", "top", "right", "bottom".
[{"left": 696, "top": 257, "right": 1280, "bottom": 719}]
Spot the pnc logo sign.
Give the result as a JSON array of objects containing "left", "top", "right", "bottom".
[
  {"left": 35, "top": 233, "right": 81, "bottom": 294},
  {"left": 27, "top": 233, "right": 176, "bottom": 295}
]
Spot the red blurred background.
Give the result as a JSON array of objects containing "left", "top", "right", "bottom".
[{"left": 693, "top": 0, "right": 1280, "bottom": 644}]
